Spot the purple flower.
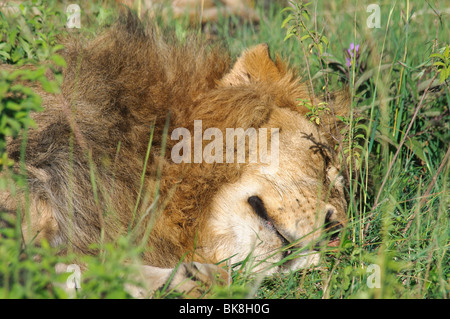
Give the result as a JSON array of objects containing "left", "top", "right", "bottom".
[
  {"left": 348, "top": 43, "right": 360, "bottom": 56},
  {"left": 345, "top": 42, "right": 360, "bottom": 67},
  {"left": 346, "top": 57, "right": 352, "bottom": 67}
]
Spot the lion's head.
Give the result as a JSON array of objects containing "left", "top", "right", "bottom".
[{"left": 196, "top": 44, "right": 349, "bottom": 273}]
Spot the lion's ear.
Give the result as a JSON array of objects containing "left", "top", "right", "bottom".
[{"left": 219, "top": 43, "right": 282, "bottom": 87}]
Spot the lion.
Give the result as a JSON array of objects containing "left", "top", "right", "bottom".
[{"left": 0, "top": 12, "right": 349, "bottom": 297}]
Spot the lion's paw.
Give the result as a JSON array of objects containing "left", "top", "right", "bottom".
[{"left": 126, "top": 262, "right": 229, "bottom": 298}]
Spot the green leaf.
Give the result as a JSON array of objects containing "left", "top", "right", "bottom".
[
  {"left": 52, "top": 44, "right": 65, "bottom": 52},
  {"left": 0, "top": 51, "right": 10, "bottom": 59},
  {"left": 318, "top": 43, "right": 324, "bottom": 55},
  {"left": 39, "top": 78, "right": 60, "bottom": 94},
  {"left": 50, "top": 54, "right": 66, "bottom": 67},
  {"left": 300, "top": 34, "right": 310, "bottom": 42},
  {"left": 284, "top": 33, "right": 294, "bottom": 42},
  {"left": 439, "top": 69, "right": 446, "bottom": 83},
  {"left": 8, "top": 30, "right": 17, "bottom": 46},
  {"left": 283, "top": 26, "right": 297, "bottom": 42},
  {"left": 432, "top": 61, "right": 446, "bottom": 68},
  {"left": 281, "top": 7, "right": 295, "bottom": 13},
  {"left": 281, "top": 14, "right": 293, "bottom": 29},
  {"left": 0, "top": 82, "right": 9, "bottom": 96},
  {"left": 18, "top": 38, "right": 32, "bottom": 59},
  {"left": 6, "top": 101, "right": 21, "bottom": 111},
  {"left": 301, "top": 11, "right": 310, "bottom": 21},
  {"left": 14, "top": 111, "right": 28, "bottom": 120},
  {"left": 429, "top": 53, "right": 444, "bottom": 60},
  {"left": 23, "top": 67, "right": 45, "bottom": 81}
]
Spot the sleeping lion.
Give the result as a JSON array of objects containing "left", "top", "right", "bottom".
[{"left": 0, "top": 12, "right": 350, "bottom": 297}]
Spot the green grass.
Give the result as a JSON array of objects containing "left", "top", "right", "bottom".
[{"left": 0, "top": 0, "right": 448, "bottom": 299}]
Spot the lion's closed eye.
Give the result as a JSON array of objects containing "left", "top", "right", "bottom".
[
  {"left": 247, "top": 195, "right": 269, "bottom": 221},
  {"left": 247, "top": 195, "right": 291, "bottom": 247}
]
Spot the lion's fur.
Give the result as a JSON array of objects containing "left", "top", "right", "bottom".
[{"left": 1, "top": 12, "right": 350, "bottom": 271}]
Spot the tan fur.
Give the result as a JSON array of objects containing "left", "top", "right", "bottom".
[{"left": 0, "top": 12, "right": 350, "bottom": 291}]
